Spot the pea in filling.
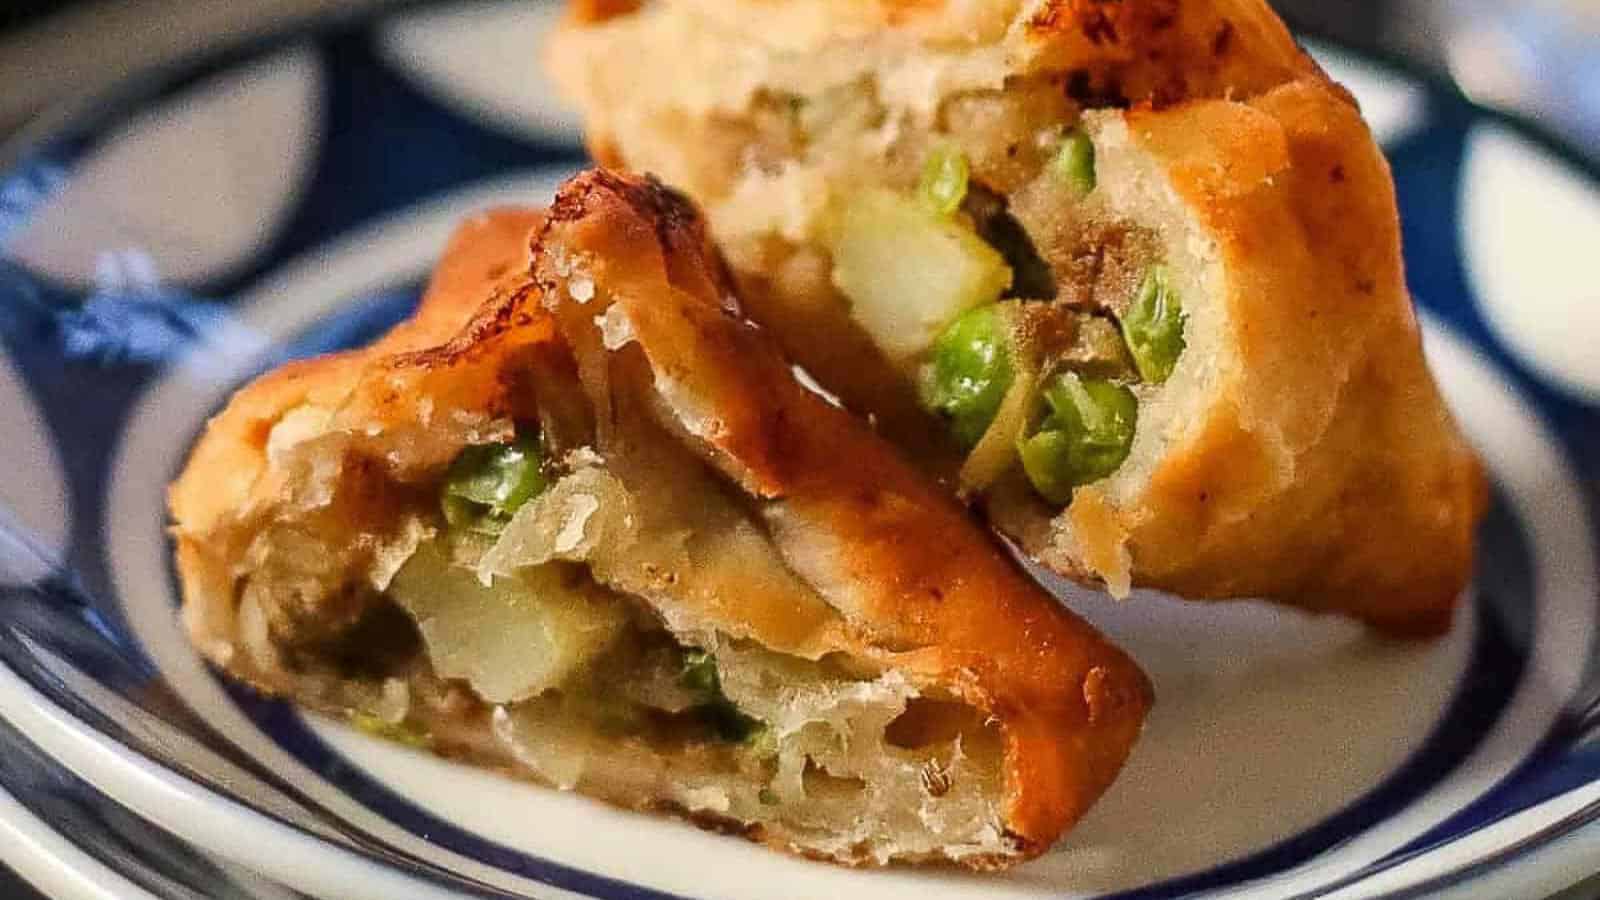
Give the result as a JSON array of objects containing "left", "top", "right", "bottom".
[
  {"left": 392, "top": 430, "right": 769, "bottom": 750},
  {"left": 248, "top": 424, "right": 1009, "bottom": 854},
  {"left": 439, "top": 433, "right": 548, "bottom": 534},
  {"left": 827, "top": 129, "right": 1188, "bottom": 505}
]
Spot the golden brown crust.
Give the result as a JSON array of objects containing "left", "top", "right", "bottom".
[
  {"left": 169, "top": 209, "right": 552, "bottom": 673},
  {"left": 548, "top": 0, "right": 1485, "bottom": 636},
  {"left": 169, "top": 174, "right": 1150, "bottom": 865},
  {"left": 1015, "top": 0, "right": 1313, "bottom": 104},
  {"left": 550, "top": 0, "right": 1320, "bottom": 169},
  {"left": 1028, "top": 81, "right": 1482, "bottom": 636},
  {"left": 377, "top": 207, "right": 546, "bottom": 353},
  {"left": 532, "top": 171, "right": 1150, "bottom": 848},
  {"left": 168, "top": 209, "right": 546, "bottom": 540}
]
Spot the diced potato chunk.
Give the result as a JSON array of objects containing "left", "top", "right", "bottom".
[
  {"left": 827, "top": 189, "right": 1011, "bottom": 361},
  {"left": 389, "top": 541, "right": 627, "bottom": 703}
]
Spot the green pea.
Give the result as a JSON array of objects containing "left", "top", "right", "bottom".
[
  {"left": 679, "top": 648, "right": 764, "bottom": 742},
  {"left": 917, "top": 143, "right": 970, "bottom": 217},
  {"left": 1120, "top": 265, "right": 1187, "bottom": 384},
  {"left": 440, "top": 432, "right": 547, "bottom": 535},
  {"left": 1018, "top": 372, "right": 1138, "bottom": 504},
  {"left": 919, "top": 304, "right": 1016, "bottom": 449},
  {"left": 680, "top": 648, "right": 721, "bottom": 697},
  {"left": 349, "top": 712, "right": 430, "bottom": 750},
  {"left": 1052, "top": 129, "right": 1096, "bottom": 197}
]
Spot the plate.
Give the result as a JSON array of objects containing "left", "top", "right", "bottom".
[{"left": 0, "top": 2, "right": 1598, "bottom": 898}]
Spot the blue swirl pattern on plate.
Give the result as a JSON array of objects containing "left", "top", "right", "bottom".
[{"left": 0, "top": 3, "right": 1596, "bottom": 898}]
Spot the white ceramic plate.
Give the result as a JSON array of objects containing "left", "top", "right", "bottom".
[{"left": 0, "top": 3, "right": 1598, "bottom": 898}]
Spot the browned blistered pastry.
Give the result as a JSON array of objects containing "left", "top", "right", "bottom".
[
  {"left": 169, "top": 170, "right": 1150, "bottom": 868},
  {"left": 548, "top": 0, "right": 1486, "bottom": 635}
]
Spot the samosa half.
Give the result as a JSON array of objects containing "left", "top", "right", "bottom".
[
  {"left": 169, "top": 170, "right": 1151, "bottom": 868},
  {"left": 549, "top": 0, "right": 1486, "bottom": 635}
]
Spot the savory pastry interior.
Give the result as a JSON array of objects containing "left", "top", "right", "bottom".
[
  {"left": 548, "top": 0, "right": 1486, "bottom": 635},
  {"left": 168, "top": 170, "right": 1151, "bottom": 868}
]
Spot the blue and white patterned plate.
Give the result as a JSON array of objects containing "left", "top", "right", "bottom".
[{"left": 0, "top": 2, "right": 1597, "bottom": 898}]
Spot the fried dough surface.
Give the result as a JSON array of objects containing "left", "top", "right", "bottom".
[
  {"left": 169, "top": 171, "right": 1150, "bottom": 867},
  {"left": 548, "top": 0, "right": 1485, "bottom": 635}
]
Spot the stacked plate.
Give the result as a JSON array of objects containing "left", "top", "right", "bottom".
[{"left": 1, "top": 1, "right": 1598, "bottom": 897}]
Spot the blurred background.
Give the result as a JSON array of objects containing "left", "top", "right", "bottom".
[{"left": 0, "top": 0, "right": 1597, "bottom": 157}]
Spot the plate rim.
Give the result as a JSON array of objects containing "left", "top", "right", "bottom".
[
  {"left": 0, "top": 3, "right": 1598, "bottom": 898},
  {"left": 0, "top": 781, "right": 162, "bottom": 900}
]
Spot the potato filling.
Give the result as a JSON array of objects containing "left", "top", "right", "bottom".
[
  {"left": 724, "top": 79, "right": 1190, "bottom": 505},
  {"left": 836, "top": 131, "right": 1185, "bottom": 503},
  {"left": 236, "top": 428, "right": 1011, "bottom": 860}
]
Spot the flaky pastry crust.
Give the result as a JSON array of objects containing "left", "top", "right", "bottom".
[
  {"left": 169, "top": 172, "right": 1150, "bottom": 867},
  {"left": 548, "top": 0, "right": 1485, "bottom": 635}
]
